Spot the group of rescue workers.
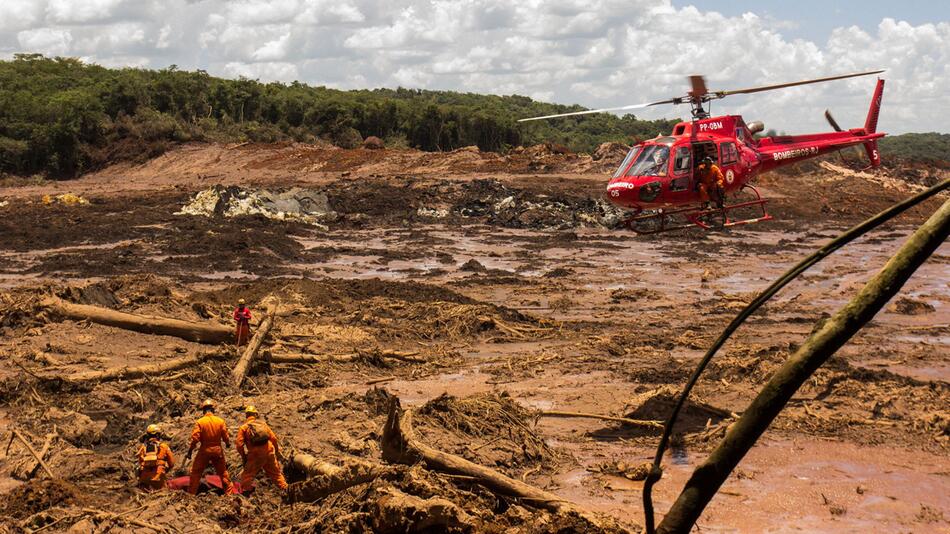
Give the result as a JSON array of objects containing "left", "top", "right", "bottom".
[
  {"left": 135, "top": 299, "right": 288, "bottom": 495},
  {"left": 136, "top": 400, "right": 287, "bottom": 494}
]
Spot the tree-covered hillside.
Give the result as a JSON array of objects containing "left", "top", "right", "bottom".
[
  {"left": 0, "top": 55, "right": 679, "bottom": 177},
  {"left": 879, "top": 132, "right": 950, "bottom": 166}
]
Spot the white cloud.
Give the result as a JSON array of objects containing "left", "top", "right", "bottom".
[
  {"left": 1, "top": 1, "right": 948, "bottom": 134},
  {"left": 0, "top": 0, "right": 44, "bottom": 32},
  {"left": 17, "top": 27, "right": 72, "bottom": 56},
  {"left": 46, "top": 0, "right": 126, "bottom": 24},
  {"left": 222, "top": 60, "right": 299, "bottom": 81}
]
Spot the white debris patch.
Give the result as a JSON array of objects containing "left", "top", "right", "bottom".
[
  {"left": 178, "top": 185, "right": 337, "bottom": 228},
  {"left": 416, "top": 206, "right": 449, "bottom": 218}
]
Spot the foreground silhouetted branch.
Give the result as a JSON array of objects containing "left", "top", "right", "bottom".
[{"left": 657, "top": 197, "right": 950, "bottom": 534}]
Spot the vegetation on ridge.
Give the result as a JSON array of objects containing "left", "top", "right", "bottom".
[{"left": 0, "top": 54, "right": 678, "bottom": 177}]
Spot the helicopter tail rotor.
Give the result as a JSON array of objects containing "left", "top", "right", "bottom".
[{"left": 824, "top": 109, "right": 866, "bottom": 161}]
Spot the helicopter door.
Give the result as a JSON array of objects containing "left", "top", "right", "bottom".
[
  {"left": 718, "top": 141, "right": 740, "bottom": 190},
  {"left": 668, "top": 146, "right": 692, "bottom": 201}
]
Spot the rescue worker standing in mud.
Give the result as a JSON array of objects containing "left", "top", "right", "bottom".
[
  {"left": 234, "top": 298, "right": 252, "bottom": 347},
  {"left": 137, "top": 424, "right": 174, "bottom": 491},
  {"left": 186, "top": 399, "right": 234, "bottom": 495},
  {"left": 236, "top": 405, "right": 288, "bottom": 492},
  {"left": 696, "top": 156, "right": 725, "bottom": 208}
]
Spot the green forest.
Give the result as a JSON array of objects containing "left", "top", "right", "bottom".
[
  {"left": 0, "top": 55, "right": 679, "bottom": 177},
  {"left": 1, "top": 55, "right": 947, "bottom": 178}
]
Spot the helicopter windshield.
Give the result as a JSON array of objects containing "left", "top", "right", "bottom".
[
  {"left": 625, "top": 145, "right": 670, "bottom": 177},
  {"left": 612, "top": 146, "right": 641, "bottom": 178}
]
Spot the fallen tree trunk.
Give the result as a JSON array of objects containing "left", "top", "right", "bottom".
[
  {"left": 268, "top": 349, "right": 423, "bottom": 365},
  {"left": 381, "top": 397, "right": 617, "bottom": 528},
  {"left": 63, "top": 350, "right": 229, "bottom": 383},
  {"left": 230, "top": 306, "right": 277, "bottom": 389},
  {"left": 43, "top": 298, "right": 232, "bottom": 344},
  {"left": 539, "top": 410, "right": 663, "bottom": 430},
  {"left": 657, "top": 198, "right": 950, "bottom": 534},
  {"left": 287, "top": 453, "right": 394, "bottom": 503}
]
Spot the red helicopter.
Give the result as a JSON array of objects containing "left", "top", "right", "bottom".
[{"left": 519, "top": 71, "right": 886, "bottom": 233}]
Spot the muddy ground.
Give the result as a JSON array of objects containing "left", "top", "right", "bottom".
[{"left": 0, "top": 143, "right": 948, "bottom": 533}]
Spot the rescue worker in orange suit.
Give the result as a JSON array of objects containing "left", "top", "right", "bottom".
[
  {"left": 137, "top": 424, "right": 175, "bottom": 491},
  {"left": 186, "top": 399, "right": 234, "bottom": 495},
  {"left": 696, "top": 156, "right": 725, "bottom": 208},
  {"left": 234, "top": 299, "right": 252, "bottom": 347},
  {"left": 236, "top": 405, "right": 288, "bottom": 492}
]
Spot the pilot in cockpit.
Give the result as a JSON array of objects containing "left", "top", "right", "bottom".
[{"left": 643, "top": 146, "right": 669, "bottom": 176}]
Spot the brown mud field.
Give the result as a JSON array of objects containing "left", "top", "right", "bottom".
[{"left": 0, "top": 143, "right": 948, "bottom": 533}]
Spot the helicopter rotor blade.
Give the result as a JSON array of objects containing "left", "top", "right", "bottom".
[
  {"left": 688, "top": 75, "right": 707, "bottom": 98},
  {"left": 516, "top": 98, "right": 677, "bottom": 122},
  {"left": 712, "top": 70, "right": 884, "bottom": 99},
  {"left": 824, "top": 109, "right": 843, "bottom": 132}
]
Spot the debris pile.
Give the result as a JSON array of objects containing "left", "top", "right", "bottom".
[
  {"left": 356, "top": 298, "right": 552, "bottom": 341},
  {"left": 416, "top": 392, "right": 558, "bottom": 471},
  {"left": 452, "top": 179, "right": 627, "bottom": 229},
  {"left": 178, "top": 185, "right": 337, "bottom": 227}
]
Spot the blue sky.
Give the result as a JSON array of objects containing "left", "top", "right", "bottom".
[{"left": 678, "top": 0, "right": 949, "bottom": 42}]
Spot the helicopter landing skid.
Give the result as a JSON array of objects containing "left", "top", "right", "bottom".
[{"left": 624, "top": 185, "right": 772, "bottom": 234}]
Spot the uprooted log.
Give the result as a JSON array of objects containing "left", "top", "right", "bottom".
[
  {"left": 230, "top": 305, "right": 277, "bottom": 389},
  {"left": 657, "top": 197, "right": 950, "bottom": 534},
  {"left": 286, "top": 453, "right": 395, "bottom": 503},
  {"left": 62, "top": 350, "right": 230, "bottom": 383},
  {"left": 268, "top": 349, "right": 425, "bottom": 365},
  {"left": 381, "top": 396, "right": 612, "bottom": 526},
  {"left": 42, "top": 298, "right": 232, "bottom": 344},
  {"left": 538, "top": 410, "right": 663, "bottom": 430}
]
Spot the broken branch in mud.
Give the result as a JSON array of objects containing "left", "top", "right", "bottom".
[
  {"left": 79, "top": 508, "right": 170, "bottom": 533},
  {"left": 42, "top": 298, "right": 232, "bottom": 344},
  {"left": 658, "top": 197, "right": 950, "bottom": 534},
  {"left": 268, "top": 349, "right": 424, "bottom": 365},
  {"left": 61, "top": 350, "right": 229, "bottom": 383},
  {"left": 230, "top": 303, "right": 278, "bottom": 389},
  {"left": 381, "top": 396, "right": 610, "bottom": 526},
  {"left": 539, "top": 410, "right": 663, "bottom": 430},
  {"left": 23, "top": 430, "right": 57, "bottom": 480},
  {"left": 287, "top": 453, "right": 394, "bottom": 503},
  {"left": 11, "top": 429, "right": 55, "bottom": 479}
]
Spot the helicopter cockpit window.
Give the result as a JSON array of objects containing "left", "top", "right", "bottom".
[
  {"left": 612, "top": 146, "right": 641, "bottom": 178},
  {"left": 673, "top": 146, "right": 691, "bottom": 176},
  {"left": 625, "top": 145, "right": 670, "bottom": 177},
  {"left": 720, "top": 142, "right": 738, "bottom": 165}
]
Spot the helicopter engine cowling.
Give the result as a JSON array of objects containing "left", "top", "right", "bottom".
[{"left": 747, "top": 121, "right": 765, "bottom": 135}]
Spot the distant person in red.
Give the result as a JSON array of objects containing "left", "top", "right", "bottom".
[{"left": 233, "top": 298, "right": 252, "bottom": 346}]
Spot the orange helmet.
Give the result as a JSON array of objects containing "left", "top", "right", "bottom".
[{"left": 200, "top": 399, "right": 215, "bottom": 410}]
